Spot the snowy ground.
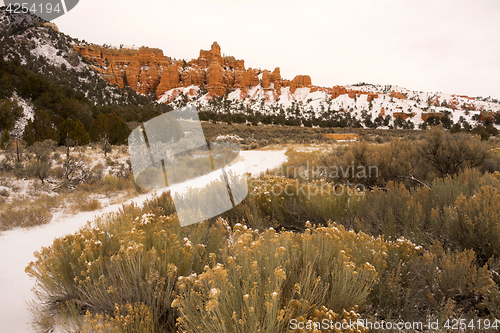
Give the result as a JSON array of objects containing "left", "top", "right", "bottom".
[{"left": 0, "top": 150, "right": 287, "bottom": 333}]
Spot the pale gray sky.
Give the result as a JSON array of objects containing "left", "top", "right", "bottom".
[{"left": 5, "top": 0, "right": 500, "bottom": 98}]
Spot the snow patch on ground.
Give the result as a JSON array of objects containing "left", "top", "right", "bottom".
[
  {"left": 11, "top": 93, "right": 34, "bottom": 138},
  {"left": 30, "top": 41, "right": 86, "bottom": 72},
  {"left": 214, "top": 134, "right": 244, "bottom": 141},
  {"left": 157, "top": 85, "right": 200, "bottom": 104}
]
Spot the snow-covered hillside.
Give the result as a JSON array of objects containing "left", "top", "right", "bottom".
[
  {"left": 0, "top": 6, "right": 154, "bottom": 107},
  {"left": 159, "top": 83, "right": 500, "bottom": 130}
]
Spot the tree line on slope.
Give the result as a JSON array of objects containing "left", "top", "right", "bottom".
[{"left": 0, "top": 51, "right": 174, "bottom": 148}]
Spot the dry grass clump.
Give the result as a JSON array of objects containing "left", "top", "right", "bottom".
[
  {"left": 289, "top": 301, "right": 367, "bottom": 333},
  {"left": 173, "top": 222, "right": 380, "bottom": 332},
  {"left": 280, "top": 126, "right": 499, "bottom": 190},
  {"left": 68, "top": 198, "right": 102, "bottom": 213},
  {"left": 0, "top": 141, "right": 138, "bottom": 231},
  {"left": 27, "top": 201, "right": 384, "bottom": 332},
  {"left": 0, "top": 195, "right": 57, "bottom": 230},
  {"left": 356, "top": 169, "right": 500, "bottom": 265}
]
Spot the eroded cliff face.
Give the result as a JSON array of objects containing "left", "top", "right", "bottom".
[
  {"left": 75, "top": 41, "right": 270, "bottom": 98},
  {"left": 73, "top": 41, "right": 383, "bottom": 104},
  {"left": 328, "top": 85, "right": 379, "bottom": 101},
  {"left": 73, "top": 45, "right": 169, "bottom": 95}
]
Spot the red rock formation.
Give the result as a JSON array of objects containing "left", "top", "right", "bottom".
[
  {"left": 330, "top": 86, "right": 347, "bottom": 99},
  {"left": 379, "top": 107, "right": 385, "bottom": 118},
  {"left": 207, "top": 61, "right": 225, "bottom": 97},
  {"left": 75, "top": 42, "right": 310, "bottom": 99},
  {"left": 449, "top": 97, "right": 459, "bottom": 110},
  {"left": 421, "top": 112, "right": 445, "bottom": 122},
  {"left": 293, "top": 75, "right": 311, "bottom": 87},
  {"left": 222, "top": 69, "right": 235, "bottom": 88},
  {"left": 74, "top": 45, "right": 170, "bottom": 94},
  {"left": 261, "top": 70, "right": 272, "bottom": 89},
  {"left": 272, "top": 67, "right": 281, "bottom": 93},
  {"left": 223, "top": 56, "right": 245, "bottom": 70},
  {"left": 431, "top": 97, "right": 441, "bottom": 107},
  {"left": 390, "top": 90, "right": 407, "bottom": 99},
  {"left": 181, "top": 67, "right": 206, "bottom": 87},
  {"left": 480, "top": 110, "right": 493, "bottom": 121},
  {"left": 456, "top": 94, "right": 475, "bottom": 100},
  {"left": 463, "top": 102, "right": 476, "bottom": 111},
  {"left": 124, "top": 66, "right": 140, "bottom": 91},
  {"left": 103, "top": 62, "right": 123, "bottom": 87},
  {"left": 282, "top": 75, "right": 312, "bottom": 93},
  {"left": 327, "top": 87, "right": 374, "bottom": 100},
  {"left": 261, "top": 67, "right": 282, "bottom": 93},
  {"left": 156, "top": 64, "right": 181, "bottom": 97},
  {"left": 367, "top": 93, "right": 378, "bottom": 102},
  {"left": 239, "top": 88, "right": 248, "bottom": 100},
  {"left": 393, "top": 112, "right": 415, "bottom": 120},
  {"left": 235, "top": 68, "right": 259, "bottom": 89},
  {"left": 141, "top": 65, "right": 161, "bottom": 94}
]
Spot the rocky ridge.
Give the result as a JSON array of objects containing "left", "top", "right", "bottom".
[
  {"left": 74, "top": 41, "right": 500, "bottom": 129},
  {"left": 74, "top": 41, "right": 311, "bottom": 99}
]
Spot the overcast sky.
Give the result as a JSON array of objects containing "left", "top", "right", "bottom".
[{"left": 4, "top": 0, "right": 500, "bottom": 98}]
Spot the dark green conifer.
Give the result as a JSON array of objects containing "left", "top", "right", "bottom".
[
  {"left": 0, "top": 128, "right": 10, "bottom": 149},
  {"left": 23, "top": 110, "right": 58, "bottom": 146}
]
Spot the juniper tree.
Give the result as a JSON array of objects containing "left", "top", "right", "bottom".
[
  {"left": 0, "top": 129, "right": 10, "bottom": 149},
  {"left": 89, "top": 113, "right": 130, "bottom": 145},
  {"left": 23, "top": 110, "right": 58, "bottom": 146},
  {"left": 58, "top": 118, "right": 90, "bottom": 146},
  {"left": 0, "top": 99, "right": 22, "bottom": 132}
]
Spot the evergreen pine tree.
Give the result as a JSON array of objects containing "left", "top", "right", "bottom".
[
  {"left": 55, "top": 115, "right": 65, "bottom": 129},
  {"left": 0, "top": 99, "right": 23, "bottom": 131},
  {"left": 58, "top": 118, "right": 90, "bottom": 146},
  {"left": 58, "top": 118, "right": 76, "bottom": 145},
  {"left": 0, "top": 129, "right": 10, "bottom": 149},
  {"left": 23, "top": 110, "right": 58, "bottom": 146},
  {"left": 73, "top": 119, "right": 90, "bottom": 145},
  {"left": 89, "top": 113, "right": 130, "bottom": 145}
]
